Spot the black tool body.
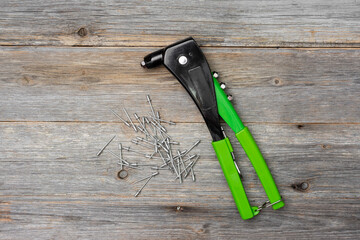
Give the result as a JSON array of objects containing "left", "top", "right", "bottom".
[{"left": 141, "top": 37, "right": 223, "bottom": 141}]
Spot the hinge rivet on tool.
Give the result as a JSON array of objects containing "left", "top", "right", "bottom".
[
  {"left": 178, "top": 56, "right": 188, "bottom": 65},
  {"left": 227, "top": 95, "right": 233, "bottom": 101},
  {"left": 212, "top": 71, "right": 219, "bottom": 78},
  {"left": 220, "top": 82, "right": 226, "bottom": 90}
]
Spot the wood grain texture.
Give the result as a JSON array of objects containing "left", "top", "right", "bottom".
[
  {"left": 0, "top": 122, "right": 359, "bottom": 239},
  {"left": 1, "top": 47, "right": 359, "bottom": 124},
  {"left": 1, "top": 0, "right": 360, "bottom": 239},
  {"left": 0, "top": 0, "right": 359, "bottom": 47}
]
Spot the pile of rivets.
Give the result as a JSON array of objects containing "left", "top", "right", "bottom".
[{"left": 96, "top": 95, "right": 201, "bottom": 197}]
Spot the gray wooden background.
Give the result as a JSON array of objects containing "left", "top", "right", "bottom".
[{"left": 0, "top": 1, "right": 359, "bottom": 239}]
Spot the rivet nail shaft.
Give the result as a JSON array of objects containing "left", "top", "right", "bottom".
[
  {"left": 96, "top": 135, "right": 116, "bottom": 156},
  {"left": 123, "top": 108, "right": 137, "bottom": 132},
  {"left": 110, "top": 109, "right": 130, "bottom": 127}
]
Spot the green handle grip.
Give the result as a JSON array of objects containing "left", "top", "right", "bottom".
[
  {"left": 213, "top": 78, "right": 245, "bottom": 133},
  {"left": 213, "top": 76, "right": 284, "bottom": 210},
  {"left": 212, "top": 138, "right": 258, "bottom": 220},
  {"left": 236, "top": 127, "right": 284, "bottom": 210}
]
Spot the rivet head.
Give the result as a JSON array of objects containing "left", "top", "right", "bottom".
[
  {"left": 213, "top": 72, "right": 219, "bottom": 78},
  {"left": 227, "top": 95, "right": 233, "bottom": 101},
  {"left": 178, "top": 56, "right": 188, "bottom": 65},
  {"left": 220, "top": 82, "right": 226, "bottom": 89}
]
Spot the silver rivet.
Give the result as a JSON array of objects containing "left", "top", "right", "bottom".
[
  {"left": 220, "top": 82, "right": 226, "bottom": 89},
  {"left": 132, "top": 172, "right": 159, "bottom": 185},
  {"left": 123, "top": 108, "right": 137, "bottom": 132},
  {"left": 134, "top": 172, "right": 158, "bottom": 197},
  {"left": 213, "top": 72, "right": 219, "bottom": 78},
  {"left": 227, "top": 95, "right": 233, "bottom": 101},
  {"left": 96, "top": 135, "right": 116, "bottom": 156},
  {"left": 110, "top": 109, "right": 130, "bottom": 127},
  {"left": 147, "top": 95, "right": 156, "bottom": 119},
  {"left": 178, "top": 56, "right": 188, "bottom": 65}
]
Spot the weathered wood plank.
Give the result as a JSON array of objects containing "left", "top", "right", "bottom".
[
  {"left": 0, "top": 47, "right": 359, "bottom": 124},
  {"left": 1, "top": 1, "right": 359, "bottom": 239},
  {"left": 0, "top": 0, "right": 359, "bottom": 47},
  {"left": 0, "top": 122, "right": 359, "bottom": 239}
]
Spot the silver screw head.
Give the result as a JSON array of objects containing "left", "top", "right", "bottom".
[
  {"left": 220, "top": 82, "right": 226, "bottom": 89},
  {"left": 227, "top": 95, "right": 233, "bottom": 101},
  {"left": 213, "top": 71, "right": 219, "bottom": 78},
  {"left": 178, "top": 56, "right": 188, "bottom": 65}
]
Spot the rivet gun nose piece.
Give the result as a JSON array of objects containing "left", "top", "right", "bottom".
[{"left": 141, "top": 49, "right": 164, "bottom": 69}]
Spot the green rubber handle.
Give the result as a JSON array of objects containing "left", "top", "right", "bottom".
[
  {"left": 213, "top": 76, "right": 284, "bottom": 210},
  {"left": 212, "top": 138, "right": 258, "bottom": 220}
]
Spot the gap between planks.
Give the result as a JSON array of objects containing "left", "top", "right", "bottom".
[
  {"left": 2, "top": 45, "right": 360, "bottom": 49},
  {"left": 1, "top": 120, "right": 360, "bottom": 125}
]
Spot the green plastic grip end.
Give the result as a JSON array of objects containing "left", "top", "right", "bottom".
[
  {"left": 212, "top": 138, "right": 258, "bottom": 220},
  {"left": 212, "top": 75, "right": 284, "bottom": 217}
]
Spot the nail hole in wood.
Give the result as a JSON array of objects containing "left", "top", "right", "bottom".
[
  {"left": 77, "top": 27, "right": 87, "bottom": 37},
  {"left": 297, "top": 124, "right": 304, "bottom": 129}
]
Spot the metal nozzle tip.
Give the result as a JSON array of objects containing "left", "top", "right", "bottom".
[{"left": 140, "top": 61, "right": 146, "bottom": 68}]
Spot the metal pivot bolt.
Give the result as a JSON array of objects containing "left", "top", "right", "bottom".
[
  {"left": 220, "top": 82, "right": 226, "bottom": 90},
  {"left": 178, "top": 56, "right": 188, "bottom": 65}
]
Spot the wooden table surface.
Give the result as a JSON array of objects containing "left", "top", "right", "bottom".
[{"left": 1, "top": 1, "right": 359, "bottom": 239}]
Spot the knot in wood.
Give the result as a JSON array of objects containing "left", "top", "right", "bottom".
[{"left": 77, "top": 27, "right": 87, "bottom": 37}]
